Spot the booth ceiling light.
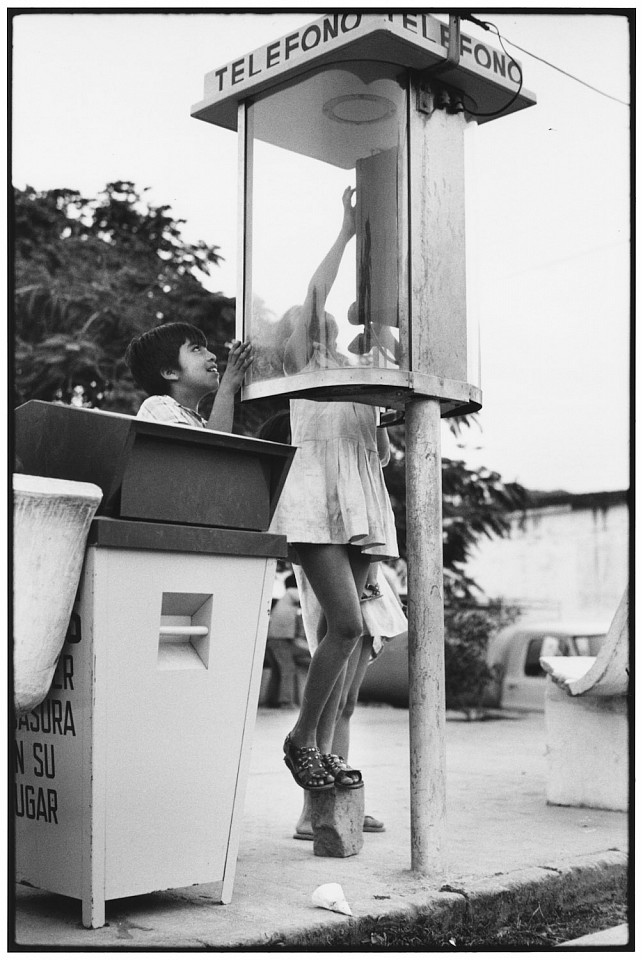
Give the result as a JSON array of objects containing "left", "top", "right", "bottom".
[{"left": 322, "top": 94, "right": 397, "bottom": 125}]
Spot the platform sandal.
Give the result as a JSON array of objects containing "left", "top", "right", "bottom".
[
  {"left": 322, "top": 753, "right": 364, "bottom": 789},
  {"left": 283, "top": 735, "right": 335, "bottom": 791}
]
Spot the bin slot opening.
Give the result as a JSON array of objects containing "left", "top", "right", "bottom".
[
  {"left": 158, "top": 593, "right": 213, "bottom": 670},
  {"left": 159, "top": 625, "right": 209, "bottom": 639}
]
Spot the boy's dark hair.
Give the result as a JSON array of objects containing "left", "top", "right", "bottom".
[{"left": 124, "top": 322, "right": 207, "bottom": 397}]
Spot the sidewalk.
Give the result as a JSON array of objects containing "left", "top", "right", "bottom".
[
  {"left": 13, "top": 706, "right": 628, "bottom": 949},
  {"left": 560, "top": 925, "right": 629, "bottom": 947}
]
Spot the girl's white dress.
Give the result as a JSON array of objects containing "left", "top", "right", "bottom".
[{"left": 270, "top": 398, "right": 399, "bottom": 563}]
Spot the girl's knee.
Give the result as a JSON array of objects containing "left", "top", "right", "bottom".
[{"left": 331, "top": 614, "right": 363, "bottom": 648}]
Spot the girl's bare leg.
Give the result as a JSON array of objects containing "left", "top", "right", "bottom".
[
  {"left": 295, "top": 791, "right": 314, "bottom": 837},
  {"left": 294, "top": 636, "right": 373, "bottom": 836},
  {"left": 316, "top": 664, "right": 348, "bottom": 755},
  {"left": 303, "top": 606, "right": 344, "bottom": 755},
  {"left": 287, "top": 543, "right": 371, "bottom": 750},
  {"left": 315, "top": 552, "right": 374, "bottom": 753},
  {"left": 332, "top": 635, "right": 373, "bottom": 759}
]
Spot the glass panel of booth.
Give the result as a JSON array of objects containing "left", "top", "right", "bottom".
[
  {"left": 463, "top": 117, "right": 482, "bottom": 392},
  {"left": 244, "top": 61, "right": 409, "bottom": 390}
]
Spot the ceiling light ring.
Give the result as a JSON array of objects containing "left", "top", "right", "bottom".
[{"left": 322, "top": 93, "right": 397, "bottom": 125}]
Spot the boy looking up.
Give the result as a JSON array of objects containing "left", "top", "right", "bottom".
[{"left": 125, "top": 322, "right": 253, "bottom": 433}]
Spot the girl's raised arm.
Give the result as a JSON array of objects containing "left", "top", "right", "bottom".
[{"left": 284, "top": 187, "right": 355, "bottom": 374}]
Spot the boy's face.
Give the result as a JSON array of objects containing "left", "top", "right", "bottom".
[{"left": 171, "top": 339, "right": 220, "bottom": 392}]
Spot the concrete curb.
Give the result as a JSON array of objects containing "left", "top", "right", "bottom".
[{"left": 242, "top": 850, "right": 628, "bottom": 950}]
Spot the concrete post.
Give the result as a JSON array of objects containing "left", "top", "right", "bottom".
[{"left": 406, "top": 396, "right": 447, "bottom": 875}]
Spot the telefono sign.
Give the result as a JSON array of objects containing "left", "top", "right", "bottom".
[{"left": 194, "top": 12, "right": 533, "bottom": 128}]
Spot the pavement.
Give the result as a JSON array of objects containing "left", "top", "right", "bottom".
[
  {"left": 13, "top": 705, "right": 629, "bottom": 950},
  {"left": 560, "top": 924, "right": 630, "bottom": 947}
]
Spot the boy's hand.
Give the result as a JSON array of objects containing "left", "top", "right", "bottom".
[{"left": 219, "top": 340, "right": 253, "bottom": 393}]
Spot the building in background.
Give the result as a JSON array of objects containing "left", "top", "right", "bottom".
[{"left": 467, "top": 490, "right": 629, "bottom": 621}]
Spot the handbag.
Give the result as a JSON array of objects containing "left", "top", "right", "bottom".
[{"left": 360, "top": 573, "right": 408, "bottom": 640}]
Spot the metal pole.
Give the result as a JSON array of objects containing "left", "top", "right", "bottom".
[{"left": 406, "top": 395, "right": 447, "bottom": 875}]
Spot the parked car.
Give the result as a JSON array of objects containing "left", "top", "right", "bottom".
[
  {"left": 482, "top": 619, "right": 608, "bottom": 711},
  {"left": 358, "top": 618, "right": 608, "bottom": 711}
]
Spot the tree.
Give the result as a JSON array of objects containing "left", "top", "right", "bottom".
[
  {"left": 13, "top": 181, "right": 235, "bottom": 411},
  {"left": 443, "top": 602, "right": 520, "bottom": 718}
]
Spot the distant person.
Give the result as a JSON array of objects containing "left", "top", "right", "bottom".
[
  {"left": 265, "top": 574, "right": 306, "bottom": 708},
  {"left": 124, "top": 321, "right": 252, "bottom": 432}
]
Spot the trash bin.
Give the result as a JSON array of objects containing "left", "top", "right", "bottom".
[{"left": 13, "top": 401, "right": 294, "bottom": 928}]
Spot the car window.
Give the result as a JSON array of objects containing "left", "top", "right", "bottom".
[
  {"left": 524, "top": 638, "right": 547, "bottom": 676},
  {"left": 524, "top": 635, "right": 572, "bottom": 676},
  {"left": 573, "top": 635, "right": 590, "bottom": 655},
  {"left": 573, "top": 634, "right": 604, "bottom": 656},
  {"left": 588, "top": 635, "right": 605, "bottom": 655},
  {"left": 540, "top": 635, "right": 563, "bottom": 658}
]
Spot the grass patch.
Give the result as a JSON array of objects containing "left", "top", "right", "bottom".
[
  {"left": 260, "top": 888, "right": 628, "bottom": 950},
  {"left": 358, "top": 895, "right": 628, "bottom": 949}
]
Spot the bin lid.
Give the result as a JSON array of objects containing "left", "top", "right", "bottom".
[{"left": 14, "top": 401, "right": 295, "bottom": 532}]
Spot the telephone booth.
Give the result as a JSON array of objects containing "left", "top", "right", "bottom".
[
  {"left": 191, "top": 12, "right": 536, "bottom": 875},
  {"left": 191, "top": 12, "right": 536, "bottom": 416}
]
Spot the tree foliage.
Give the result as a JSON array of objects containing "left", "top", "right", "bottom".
[
  {"left": 443, "top": 602, "right": 521, "bottom": 718},
  {"left": 13, "top": 181, "right": 235, "bottom": 411}
]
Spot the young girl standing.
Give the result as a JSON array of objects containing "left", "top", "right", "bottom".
[{"left": 270, "top": 187, "right": 399, "bottom": 792}]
